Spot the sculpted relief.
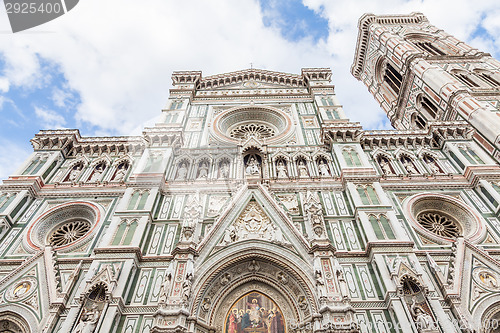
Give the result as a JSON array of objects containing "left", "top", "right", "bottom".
[{"left": 221, "top": 201, "right": 286, "bottom": 245}]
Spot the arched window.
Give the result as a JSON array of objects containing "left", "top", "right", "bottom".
[
  {"left": 357, "top": 185, "right": 380, "bottom": 205},
  {"left": 458, "top": 145, "right": 484, "bottom": 164},
  {"left": 412, "top": 41, "right": 446, "bottom": 56},
  {"left": 342, "top": 147, "right": 362, "bottom": 167},
  {"left": 0, "top": 193, "right": 15, "bottom": 213},
  {"left": 128, "top": 190, "right": 150, "bottom": 210},
  {"left": 369, "top": 214, "right": 395, "bottom": 240},
  {"left": 474, "top": 70, "right": 500, "bottom": 87},
  {"left": 112, "top": 219, "right": 138, "bottom": 246},
  {"left": 170, "top": 100, "right": 183, "bottom": 110},
  {"left": 384, "top": 63, "right": 403, "bottom": 96},
  {"left": 452, "top": 70, "right": 481, "bottom": 88},
  {"left": 411, "top": 113, "right": 427, "bottom": 129},
  {"left": 22, "top": 155, "right": 47, "bottom": 175},
  {"left": 418, "top": 95, "right": 438, "bottom": 120},
  {"left": 321, "top": 97, "right": 334, "bottom": 106}
]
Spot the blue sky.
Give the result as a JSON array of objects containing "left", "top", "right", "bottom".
[{"left": 0, "top": 0, "right": 499, "bottom": 181}]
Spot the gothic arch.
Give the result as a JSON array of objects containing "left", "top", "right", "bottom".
[
  {"left": 191, "top": 243, "right": 317, "bottom": 331},
  {"left": 0, "top": 306, "right": 37, "bottom": 332},
  {"left": 472, "top": 295, "right": 500, "bottom": 332}
]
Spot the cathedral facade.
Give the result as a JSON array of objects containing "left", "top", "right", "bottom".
[{"left": 0, "top": 12, "right": 500, "bottom": 333}]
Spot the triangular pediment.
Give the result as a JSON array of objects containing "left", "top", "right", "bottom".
[
  {"left": 0, "top": 252, "right": 49, "bottom": 325},
  {"left": 196, "top": 185, "right": 311, "bottom": 264}
]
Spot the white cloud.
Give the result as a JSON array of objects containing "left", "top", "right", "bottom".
[
  {"left": 0, "top": 140, "right": 31, "bottom": 183},
  {"left": 34, "top": 106, "right": 66, "bottom": 129},
  {"left": 0, "top": 0, "right": 498, "bottom": 139}
]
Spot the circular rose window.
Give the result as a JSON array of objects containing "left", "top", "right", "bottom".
[
  {"left": 404, "top": 193, "right": 486, "bottom": 244},
  {"left": 26, "top": 202, "right": 101, "bottom": 251},
  {"left": 416, "top": 212, "right": 460, "bottom": 238},
  {"left": 212, "top": 106, "right": 292, "bottom": 144},
  {"left": 48, "top": 219, "right": 92, "bottom": 247}
]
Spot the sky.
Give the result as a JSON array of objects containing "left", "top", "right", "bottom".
[{"left": 0, "top": 0, "right": 499, "bottom": 182}]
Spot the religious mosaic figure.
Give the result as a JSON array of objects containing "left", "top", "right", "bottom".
[
  {"left": 246, "top": 157, "right": 260, "bottom": 176},
  {"left": 225, "top": 292, "right": 284, "bottom": 333}
]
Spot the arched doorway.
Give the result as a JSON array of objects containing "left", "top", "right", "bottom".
[
  {"left": 0, "top": 312, "right": 30, "bottom": 333},
  {"left": 191, "top": 247, "right": 317, "bottom": 333}
]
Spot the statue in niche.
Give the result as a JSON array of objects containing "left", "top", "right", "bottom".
[
  {"left": 68, "top": 163, "right": 83, "bottom": 182},
  {"left": 159, "top": 273, "right": 172, "bottom": 304},
  {"left": 401, "top": 156, "right": 418, "bottom": 174},
  {"left": 378, "top": 157, "right": 393, "bottom": 175},
  {"left": 246, "top": 157, "right": 260, "bottom": 176},
  {"left": 89, "top": 163, "right": 105, "bottom": 182},
  {"left": 219, "top": 162, "right": 230, "bottom": 178},
  {"left": 113, "top": 162, "right": 128, "bottom": 181},
  {"left": 176, "top": 162, "right": 188, "bottom": 179},
  {"left": 74, "top": 303, "right": 101, "bottom": 333},
  {"left": 410, "top": 298, "right": 434, "bottom": 331},
  {"left": 423, "top": 155, "right": 441, "bottom": 174},
  {"left": 318, "top": 160, "right": 330, "bottom": 177},
  {"left": 315, "top": 270, "right": 327, "bottom": 299},
  {"left": 276, "top": 161, "right": 288, "bottom": 178},
  {"left": 197, "top": 161, "right": 209, "bottom": 179},
  {"left": 297, "top": 160, "right": 308, "bottom": 177},
  {"left": 182, "top": 273, "right": 193, "bottom": 304}
]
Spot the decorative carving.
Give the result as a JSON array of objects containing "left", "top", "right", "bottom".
[
  {"left": 207, "top": 196, "right": 229, "bottom": 217},
  {"left": 315, "top": 270, "right": 327, "bottom": 300},
  {"left": 197, "top": 161, "right": 209, "bottom": 179},
  {"left": 378, "top": 156, "right": 394, "bottom": 175},
  {"left": 304, "top": 191, "right": 326, "bottom": 239},
  {"left": 112, "top": 161, "right": 128, "bottom": 181},
  {"left": 401, "top": 156, "right": 418, "bottom": 174},
  {"left": 67, "top": 163, "right": 84, "bottom": 182},
  {"left": 423, "top": 155, "right": 442, "bottom": 174},
  {"left": 220, "top": 201, "right": 286, "bottom": 245},
  {"left": 276, "top": 194, "right": 299, "bottom": 215},
  {"left": 181, "top": 193, "right": 203, "bottom": 242}
]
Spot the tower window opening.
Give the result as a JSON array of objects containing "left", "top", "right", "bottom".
[
  {"left": 414, "top": 41, "right": 446, "bottom": 56},
  {"left": 384, "top": 64, "right": 403, "bottom": 96},
  {"left": 476, "top": 72, "right": 500, "bottom": 87},
  {"left": 453, "top": 72, "right": 480, "bottom": 88},
  {"left": 419, "top": 96, "right": 438, "bottom": 119}
]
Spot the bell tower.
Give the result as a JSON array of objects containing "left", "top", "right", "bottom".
[{"left": 351, "top": 13, "right": 500, "bottom": 160}]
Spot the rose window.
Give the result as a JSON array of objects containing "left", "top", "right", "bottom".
[
  {"left": 417, "top": 212, "right": 460, "bottom": 238},
  {"left": 229, "top": 123, "right": 275, "bottom": 139},
  {"left": 48, "top": 219, "right": 92, "bottom": 247}
]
